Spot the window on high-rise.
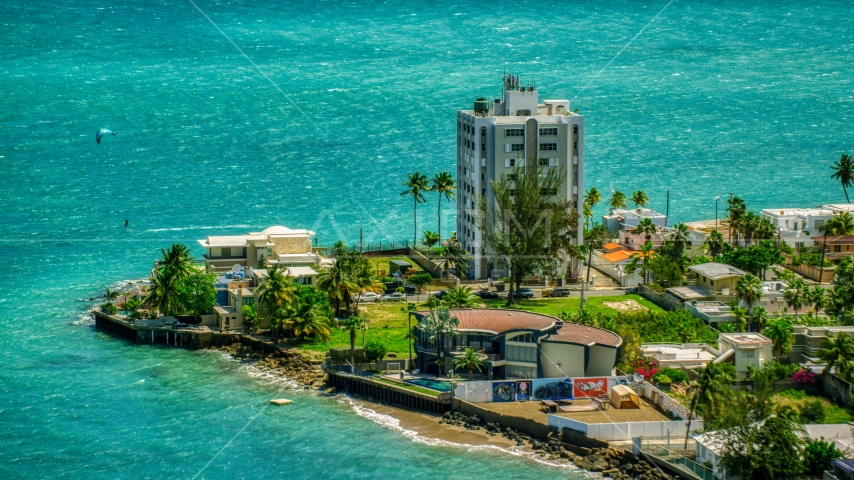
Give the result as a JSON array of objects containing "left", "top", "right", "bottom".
[
  {"left": 539, "top": 127, "right": 558, "bottom": 136},
  {"left": 505, "top": 128, "right": 524, "bottom": 137},
  {"left": 511, "top": 144, "right": 524, "bottom": 152},
  {"left": 539, "top": 143, "right": 557, "bottom": 151}
]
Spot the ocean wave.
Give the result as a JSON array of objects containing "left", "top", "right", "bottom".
[
  {"left": 341, "top": 397, "right": 591, "bottom": 474},
  {"left": 145, "top": 224, "right": 250, "bottom": 232}
]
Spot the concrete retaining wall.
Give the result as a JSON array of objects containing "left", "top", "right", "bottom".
[{"left": 452, "top": 399, "right": 553, "bottom": 441}]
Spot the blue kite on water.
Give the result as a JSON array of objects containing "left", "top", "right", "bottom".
[{"left": 95, "top": 128, "right": 115, "bottom": 144}]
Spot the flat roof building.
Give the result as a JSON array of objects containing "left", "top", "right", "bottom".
[
  {"left": 198, "top": 226, "right": 320, "bottom": 273},
  {"left": 456, "top": 74, "right": 584, "bottom": 279}
]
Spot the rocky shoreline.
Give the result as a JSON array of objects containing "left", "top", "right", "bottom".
[
  {"left": 208, "top": 342, "right": 329, "bottom": 390},
  {"left": 441, "top": 411, "right": 677, "bottom": 480},
  {"left": 207, "top": 344, "right": 678, "bottom": 480}
]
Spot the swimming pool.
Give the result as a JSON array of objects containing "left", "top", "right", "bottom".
[{"left": 404, "top": 379, "right": 452, "bottom": 392}]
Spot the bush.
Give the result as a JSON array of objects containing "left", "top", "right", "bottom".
[
  {"left": 791, "top": 368, "right": 817, "bottom": 385},
  {"left": 803, "top": 438, "right": 844, "bottom": 475},
  {"left": 800, "top": 400, "right": 826, "bottom": 424},
  {"left": 656, "top": 367, "right": 689, "bottom": 383},
  {"left": 100, "top": 302, "right": 118, "bottom": 315},
  {"left": 329, "top": 346, "right": 367, "bottom": 366},
  {"left": 654, "top": 374, "right": 672, "bottom": 386},
  {"left": 364, "top": 341, "right": 388, "bottom": 366}
]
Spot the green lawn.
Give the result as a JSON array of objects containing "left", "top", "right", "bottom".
[
  {"left": 373, "top": 376, "right": 440, "bottom": 397},
  {"left": 365, "top": 257, "right": 424, "bottom": 277},
  {"left": 774, "top": 389, "right": 851, "bottom": 424},
  {"left": 480, "top": 294, "right": 663, "bottom": 317},
  {"left": 294, "top": 302, "right": 415, "bottom": 361}
]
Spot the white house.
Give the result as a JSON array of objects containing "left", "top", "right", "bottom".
[
  {"left": 602, "top": 208, "right": 668, "bottom": 236},
  {"left": 198, "top": 226, "right": 321, "bottom": 273}
]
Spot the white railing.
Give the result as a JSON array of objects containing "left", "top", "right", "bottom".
[{"left": 548, "top": 415, "right": 704, "bottom": 441}]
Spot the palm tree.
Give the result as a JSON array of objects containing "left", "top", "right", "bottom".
[
  {"left": 726, "top": 196, "right": 747, "bottom": 245},
  {"left": 316, "top": 258, "right": 358, "bottom": 317},
  {"left": 401, "top": 172, "right": 431, "bottom": 246},
  {"left": 831, "top": 153, "right": 854, "bottom": 203},
  {"left": 439, "top": 239, "right": 471, "bottom": 280},
  {"left": 630, "top": 190, "right": 649, "bottom": 209},
  {"left": 584, "top": 187, "right": 602, "bottom": 230},
  {"left": 351, "top": 259, "right": 383, "bottom": 314},
  {"left": 784, "top": 278, "right": 808, "bottom": 318},
  {"left": 256, "top": 265, "right": 296, "bottom": 339},
  {"left": 704, "top": 230, "right": 725, "bottom": 258},
  {"left": 808, "top": 286, "right": 827, "bottom": 315},
  {"left": 751, "top": 306, "right": 770, "bottom": 331},
  {"left": 636, "top": 218, "right": 658, "bottom": 242},
  {"left": 124, "top": 296, "right": 142, "bottom": 319},
  {"left": 444, "top": 286, "right": 475, "bottom": 308},
  {"left": 818, "top": 332, "right": 854, "bottom": 381},
  {"left": 415, "top": 308, "right": 460, "bottom": 377},
  {"left": 684, "top": 362, "right": 735, "bottom": 448},
  {"left": 453, "top": 347, "right": 487, "bottom": 380},
  {"left": 286, "top": 299, "right": 333, "bottom": 342},
  {"left": 339, "top": 316, "right": 365, "bottom": 368},
  {"left": 144, "top": 243, "right": 195, "bottom": 316},
  {"left": 582, "top": 203, "right": 593, "bottom": 231},
  {"left": 607, "top": 191, "right": 627, "bottom": 212},
  {"left": 764, "top": 317, "right": 794, "bottom": 360},
  {"left": 669, "top": 223, "right": 691, "bottom": 260},
  {"left": 820, "top": 213, "right": 854, "bottom": 279},
  {"left": 431, "top": 172, "right": 456, "bottom": 245},
  {"left": 639, "top": 241, "right": 654, "bottom": 283},
  {"left": 105, "top": 288, "right": 119, "bottom": 303},
  {"left": 422, "top": 230, "right": 440, "bottom": 247},
  {"left": 736, "top": 273, "right": 763, "bottom": 316},
  {"left": 729, "top": 303, "right": 748, "bottom": 332},
  {"left": 400, "top": 302, "right": 417, "bottom": 368},
  {"left": 242, "top": 304, "right": 259, "bottom": 333},
  {"left": 584, "top": 187, "right": 602, "bottom": 209},
  {"left": 740, "top": 212, "right": 762, "bottom": 245}
]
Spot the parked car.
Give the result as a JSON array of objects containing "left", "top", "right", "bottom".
[
  {"left": 545, "top": 287, "right": 571, "bottom": 298},
  {"left": 382, "top": 292, "right": 407, "bottom": 302},
  {"left": 358, "top": 292, "right": 380, "bottom": 302},
  {"left": 432, "top": 290, "right": 448, "bottom": 299},
  {"left": 625, "top": 287, "right": 639, "bottom": 294},
  {"left": 474, "top": 290, "right": 499, "bottom": 299},
  {"left": 510, "top": 288, "right": 534, "bottom": 299}
]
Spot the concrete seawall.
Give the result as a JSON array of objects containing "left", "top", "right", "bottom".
[{"left": 326, "top": 372, "right": 451, "bottom": 414}]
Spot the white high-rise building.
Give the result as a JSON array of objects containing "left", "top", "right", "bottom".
[{"left": 456, "top": 74, "right": 584, "bottom": 280}]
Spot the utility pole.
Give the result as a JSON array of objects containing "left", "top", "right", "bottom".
[
  {"left": 665, "top": 190, "right": 670, "bottom": 227},
  {"left": 360, "top": 228, "right": 363, "bottom": 253},
  {"left": 580, "top": 247, "right": 593, "bottom": 313},
  {"left": 727, "top": 192, "right": 734, "bottom": 244}
]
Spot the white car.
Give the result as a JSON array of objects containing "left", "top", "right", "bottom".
[
  {"left": 358, "top": 292, "right": 380, "bottom": 303},
  {"left": 382, "top": 292, "right": 406, "bottom": 302}
]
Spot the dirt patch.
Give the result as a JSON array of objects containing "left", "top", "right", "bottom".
[{"left": 602, "top": 300, "right": 648, "bottom": 312}]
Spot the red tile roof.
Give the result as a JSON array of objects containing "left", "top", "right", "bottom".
[
  {"left": 546, "top": 323, "right": 623, "bottom": 348},
  {"left": 422, "top": 309, "right": 555, "bottom": 334},
  {"left": 413, "top": 309, "right": 622, "bottom": 348}
]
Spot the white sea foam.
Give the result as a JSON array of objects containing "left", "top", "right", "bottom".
[
  {"left": 342, "top": 397, "right": 592, "bottom": 474},
  {"left": 145, "top": 224, "right": 250, "bottom": 232}
]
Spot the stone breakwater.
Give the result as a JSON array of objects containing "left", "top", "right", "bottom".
[
  {"left": 439, "top": 412, "right": 677, "bottom": 480},
  {"left": 208, "top": 342, "right": 329, "bottom": 390}
]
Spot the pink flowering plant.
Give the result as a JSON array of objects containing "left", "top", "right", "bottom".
[
  {"left": 790, "top": 368, "right": 817, "bottom": 385},
  {"left": 633, "top": 358, "right": 659, "bottom": 380}
]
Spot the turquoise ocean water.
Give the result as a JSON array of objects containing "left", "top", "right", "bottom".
[{"left": 1, "top": 0, "right": 853, "bottom": 478}]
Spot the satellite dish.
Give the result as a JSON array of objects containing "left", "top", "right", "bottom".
[
  {"left": 232, "top": 264, "right": 242, "bottom": 273},
  {"left": 633, "top": 373, "right": 643, "bottom": 383}
]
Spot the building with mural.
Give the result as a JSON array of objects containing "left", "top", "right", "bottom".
[{"left": 411, "top": 308, "right": 621, "bottom": 379}]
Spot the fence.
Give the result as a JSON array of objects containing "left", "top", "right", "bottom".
[
  {"left": 642, "top": 439, "right": 716, "bottom": 480},
  {"left": 548, "top": 415, "right": 704, "bottom": 441},
  {"left": 638, "top": 285, "right": 683, "bottom": 311},
  {"left": 644, "top": 381, "right": 695, "bottom": 420}
]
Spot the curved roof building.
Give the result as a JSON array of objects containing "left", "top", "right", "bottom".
[{"left": 412, "top": 308, "right": 622, "bottom": 379}]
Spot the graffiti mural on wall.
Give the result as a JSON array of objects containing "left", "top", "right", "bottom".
[
  {"left": 492, "top": 382, "right": 516, "bottom": 402},
  {"left": 516, "top": 381, "right": 532, "bottom": 401},
  {"left": 532, "top": 378, "right": 574, "bottom": 401},
  {"left": 574, "top": 377, "right": 607, "bottom": 398}
]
